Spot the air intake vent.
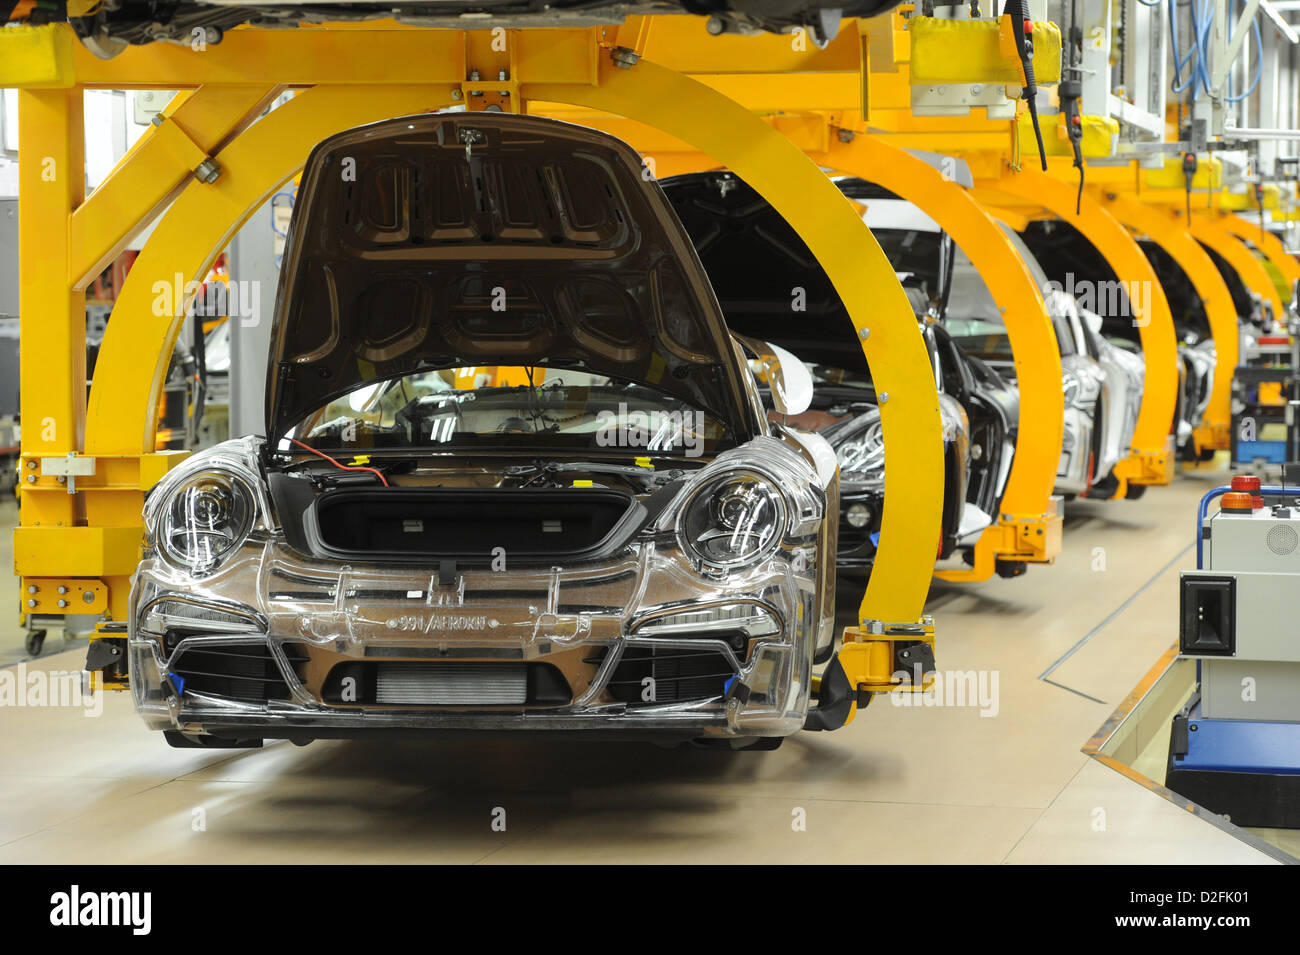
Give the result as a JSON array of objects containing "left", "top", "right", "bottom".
[
  {"left": 374, "top": 663, "right": 528, "bottom": 705},
  {"left": 602, "top": 646, "right": 737, "bottom": 706},
  {"left": 168, "top": 640, "right": 306, "bottom": 703}
]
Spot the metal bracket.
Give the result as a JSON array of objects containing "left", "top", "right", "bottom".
[
  {"left": 39, "top": 452, "right": 96, "bottom": 494},
  {"left": 150, "top": 111, "right": 222, "bottom": 184},
  {"left": 1114, "top": 446, "right": 1174, "bottom": 489},
  {"left": 838, "top": 617, "right": 938, "bottom": 702}
]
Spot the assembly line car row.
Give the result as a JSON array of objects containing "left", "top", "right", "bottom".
[{"left": 65, "top": 111, "right": 1297, "bottom": 761}]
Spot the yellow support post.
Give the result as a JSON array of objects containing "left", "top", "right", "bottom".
[
  {"left": 979, "top": 168, "right": 1180, "bottom": 492},
  {"left": 1100, "top": 194, "right": 1238, "bottom": 453},
  {"left": 15, "top": 87, "right": 91, "bottom": 616}
]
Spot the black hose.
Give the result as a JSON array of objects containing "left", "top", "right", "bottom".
[{"left": 1006, "top": 0, "right": 1048, "bottom": 170}]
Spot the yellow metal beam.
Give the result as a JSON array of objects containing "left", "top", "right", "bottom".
[
  {"left": 805, "top": 135, "right": 1063, "bottom": 578},
  {"left": 68, "top": 83, "right": 282, "bottom": 288},
  {"left": 1101, "top": 194, "right": 1238, "bottom": 451},
  {"left": 978, "top": 169, "right": 1180, "bottom": 490},
  {"left": 42, "top": 18, "right": 873, "bottom": 113}
]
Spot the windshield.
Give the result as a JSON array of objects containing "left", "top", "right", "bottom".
[
  {"left": 942, "top": 247, "right": 1011, "bottom": 361},
  {"left": 944, "top": 238, "right": 1079, "bottom": 362},
  {"left": 283, "top": 365, "right": 732, "bottom": 457}
]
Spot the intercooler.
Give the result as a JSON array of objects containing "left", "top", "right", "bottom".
[{"left": 374, "top": 662, "right": 529, "bottom": 705}]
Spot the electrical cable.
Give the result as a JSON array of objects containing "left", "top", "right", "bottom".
[
  {"left": 1006, "top": 0, "right": 1047, "bottom": 171},
  {"left": 1062, "top": 0, "right": 1084, "bottom": 213},
  {"left": 289, "top": 437, "right": 390, "bottom": 486}
]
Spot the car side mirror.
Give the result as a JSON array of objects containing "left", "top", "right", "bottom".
[{"left": 732, "top": 334, "right": 814, "bottom": 416}]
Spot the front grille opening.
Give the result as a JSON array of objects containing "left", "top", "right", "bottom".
[
  {"left": 600, "top": 646, "right": 737, "bottom": 706},
  {"left": 320, "top": 661, "right": 571, "bottom": 706},
  {"left": 165, "top": 637, "right": 307, "bottom": 703}
]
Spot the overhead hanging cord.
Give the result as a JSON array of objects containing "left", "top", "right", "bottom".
[{"left": 1006, "top": 0, "right": 1048, "bottom": 171}]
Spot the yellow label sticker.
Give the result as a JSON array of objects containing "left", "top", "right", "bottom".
[{"left": 572, "top": 479, "right": 594, "bottom": 487}]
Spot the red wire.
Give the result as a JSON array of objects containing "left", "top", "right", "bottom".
[{"left": 289, "top": 438, "right": 390, "bottom": 487}]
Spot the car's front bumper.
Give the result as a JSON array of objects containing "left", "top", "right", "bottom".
[{"left": 128, "top": 537, "right": 822, "bottom": 742}]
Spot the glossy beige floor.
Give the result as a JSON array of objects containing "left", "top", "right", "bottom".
[{"left": 0, "top": 474, "right": 1281, "bottom": 863}]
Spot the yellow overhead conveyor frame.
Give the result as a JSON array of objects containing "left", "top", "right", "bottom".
[
  {"left": 974, "top": 167, "right": 1181, "bottom": 494},
  {"left": 3, "top": 19, "right": 945, "bottom": 710},
  {"left": 1099, "top": 194, "right": 1238, "bottom": 453}
]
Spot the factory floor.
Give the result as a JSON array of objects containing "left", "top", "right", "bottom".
[{"left": 0, "top": 475, "right": 1285, "bottom": 863}]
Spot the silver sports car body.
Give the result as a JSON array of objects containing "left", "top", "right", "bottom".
[{"left": 119, "top": 113, "right": 850, "bottom": 749}]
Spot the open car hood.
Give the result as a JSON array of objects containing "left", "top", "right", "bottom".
[{"left": 265, "top": 112, "right": 754, "bottom": 444}]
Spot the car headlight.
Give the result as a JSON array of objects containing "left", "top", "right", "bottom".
[
  {"left": 157, "top": 471, "right": 255, "bottom": 575},
  {"left": 830, "top": 411, "right": 884, "bottom": 488},
  {"left": 1062, "top": 370, "right": 1081, "bottom": 408},
  {"left": 678, "top": 470, "right": 787, "bottom": 569}
]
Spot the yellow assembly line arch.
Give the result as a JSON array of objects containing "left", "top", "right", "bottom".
[
  {"left": 808, "top": 135, "right": 1065, "bottom": 581},
  {"left": 1099, "top": 194, "right": 1239, "bottom": 453},
  {"left": 973, "top": 168, "right": 1181, "bottom": 495}
]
